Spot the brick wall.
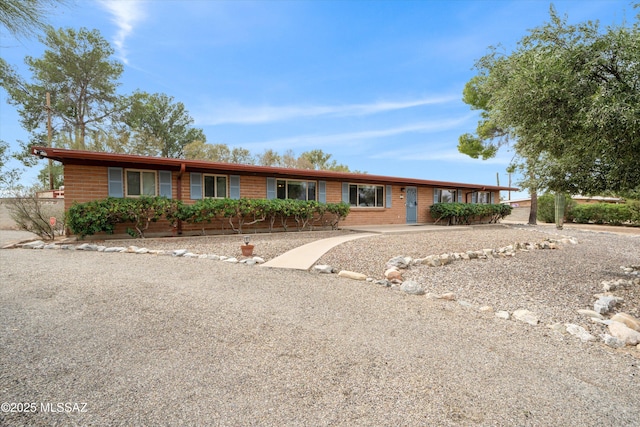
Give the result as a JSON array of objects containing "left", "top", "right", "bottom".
[
  {"left": 64, "top": 164, "right": 110, "bottom": 210},
  {"left": 64, "top": 164, "right": 503, "bottom": 237}
]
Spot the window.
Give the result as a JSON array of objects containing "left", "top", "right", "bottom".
[
  {"left": 276, "top": 180, "right": 316, "bottom": 201},
  {"left": 204, "top": 174, "right": 227, "bottom": 198},
  {"left": 349, "top": 184, "right": 384, "bottom": 207},
  {"left": 477, "top": 191, "right": 490, "bottom": 204},
  {"left": 126, "top": 170, "right": 156, "bottom": 197},
  {"left": 435, "top": 188, "right": 457, "bottom": 203}
]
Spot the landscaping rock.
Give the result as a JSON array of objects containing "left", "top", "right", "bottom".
[
  {"left": 608, "top": 321, "right": 640, "bottom": 346},
  {"left": 577, "top": 309, "right": 604, "bottom": 320},
  {"left": 314, "top": 264, "right": 335, "bottom": 274},
  {"left": 495, "top": 311, "right": 510, "bottom": 320},
  {"left": 513, "top": 309, "right": 539, "bottom": 326},
  {"left": 373, "top": 279, "right": 391, "bottom": 287},
  {"left": 594, "top": 296, "right": 622, "bottom": 315},
  {"left": 104, "top": 247, "right": 125, "bottom": 253},
  {"left": 399, "top": 281, "right": 425, "bottom": 295},
  {"left": 223, "top": 257, "right": 238, "bottom": 263},
  {"left": 338, "top": 270, "right": 367, "bottom": 281},
  {"left": 22, "top": 240, "right": 45, "bottom": 249},
  {"left": 601, "top": 334, "right": 625, "bottom": 349},
  {"left": 172, "top": 249, "right": 187, "bottom": 257},
  {"left": 386, "top": 256, "right": 409, "bottom": 269},
  {"left": 385, "top": 270, "right": 403, "bottom": 282},
  {"left": 252, "top": 257, "right": 265, "bottom": 264},
  {"left": 610, "top": 313, "right": 640, "bottom": 332},
  {"left": 565, "top": 323, "right": 596, "bottom": 342},
  {"left": 440, "top": 292, "right": 456, "bottom": 301}
]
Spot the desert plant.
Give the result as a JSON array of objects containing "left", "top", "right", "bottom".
[{"left": 6, "top": 188, "right": 65, "bottom": 240}]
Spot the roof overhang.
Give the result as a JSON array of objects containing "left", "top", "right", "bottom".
[{"left": 32, "top": 147, "right": 519, "bottom": 192}]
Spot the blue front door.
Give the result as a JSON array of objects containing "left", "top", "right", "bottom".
[{"left": 406, "top": 187, "right": 417, "bottom": 223}]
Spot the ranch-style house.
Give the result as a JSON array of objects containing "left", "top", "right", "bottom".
[{"left": 32, "top": 147, "right": 518, "bottom": 236}]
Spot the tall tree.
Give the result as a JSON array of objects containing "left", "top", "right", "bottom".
[
  {"left": 467, "top": 6, "right": 640, "bottom": 198},
  {"left": 257, "top": 148, "right": 282, "bottom": 167},
  {"left": 0, "top": 140, "right": 21, "bottom": 190},
  {"left": 458, "top": 75, "right": 540, "bottom": 224},
  {"left": 122, "top": 91, "right": 205, "bottom": 158},
  {"left": 1, "top": 27, "right": 123, "bottom": 159},
  {"left": 0, "top": 0, "right": 68, "bottom": 39}
]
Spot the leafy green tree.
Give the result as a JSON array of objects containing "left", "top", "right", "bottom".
[
  {"left": 298, "top": 149, "right": 350, "bottom": 171},
  {"left": 0, "top": 0, "right": 68, "bottom": 39},
  {"left": 469, "top": 6, "right": 639, "bottom": 197},
  {"left": 37, "top": 162, "right": 63, "bottom": 189},
  {"left": 257, "top": 149, "right": 282, "bottom": 167},
  {"left": 122, "top": 91, "right": 206, "bottom": 158},
  {"left": 1, "top": 27, "right": 124, "bottom": 158},
  {"left": 0, "top": 140, "right": 21, "bottom": 189},
  {"left": 458, "top": 75, "right": 540, "bottom": 224}
]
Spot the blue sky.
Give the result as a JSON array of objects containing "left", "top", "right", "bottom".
[{"left": 0, "top": 0, "right": 634, "bottom": 198}]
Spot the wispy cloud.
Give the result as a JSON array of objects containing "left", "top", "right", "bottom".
[
  {"left": 98, "top": 0, "right": 146, "bottom": 65},
  {"left": 370, "top": 143, "right": 514, "bottom": 165},
  {"left": 195, "top": 95, "right": 459, "bottom": 125},
  {"left": 239, "top": 115, "right": 474, "bottom": 151}
]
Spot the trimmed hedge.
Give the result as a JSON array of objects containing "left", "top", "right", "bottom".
[
  {"left": 429, "top": 203, "right": 512, "bottom": 225},
  {"left": 66, "top": 196, "right": 350, "bottom": 238},
  {"left": 568, "top": 202, "right": 639, "bottom": 226}
]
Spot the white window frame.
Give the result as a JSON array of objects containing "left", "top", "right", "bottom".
[
  {"left": 276, "top": 179, "right": 317, "bottom": 201},
  {"left": 477, "top": 191, "right": 490, "bottom": 204},
  {"left": 203, "top": 174, "right": 228, "bottom": 198},
  {"left": 436, "top": 188, "right": 457, "bottom": 203},
  {"left": 125, "top": 169, "right": 157, "bottom": 197},
  {"left": 349, "top": 184, "right": 384, "bottom": 207}
]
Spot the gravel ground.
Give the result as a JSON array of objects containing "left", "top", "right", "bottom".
[
  {"left": 1, "top": 225, "right": 640, "bottom": 425},
  {"left": 319, "top": 224, "right": 640, "bottom": 338},
  {"left": 97, "top": 230, "right": 356, "bottom": 261}
]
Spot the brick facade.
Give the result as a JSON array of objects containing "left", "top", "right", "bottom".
[{"left": 52, "top": 147, "right": 511, "bottom": 237}]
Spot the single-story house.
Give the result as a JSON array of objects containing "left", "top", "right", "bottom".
[{"left": 32, "top": 147, "right": 518, "bottom": 236}]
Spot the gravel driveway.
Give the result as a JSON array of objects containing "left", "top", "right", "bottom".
[{"left": 1, "top": 226, "right": 639, "bottom": 426}]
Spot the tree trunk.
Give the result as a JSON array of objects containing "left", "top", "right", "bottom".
[{"left": 528, "top": 189, "right": 538, "bottom": 225}]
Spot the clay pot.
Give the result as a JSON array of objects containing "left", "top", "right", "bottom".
[{"left": 241, "top": 244, "right": 254, "bottom": 257}]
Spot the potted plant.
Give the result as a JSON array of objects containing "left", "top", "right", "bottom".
[{"left": 241, "top": 235, "right": 254, "bottom": 257}]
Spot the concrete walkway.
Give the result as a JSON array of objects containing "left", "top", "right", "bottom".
[
  {"left": 260, "top": 232, "right": 377, "bottom": 270},
  {"left": 260, "top": 223, "right": 469, "bottom": 270}
]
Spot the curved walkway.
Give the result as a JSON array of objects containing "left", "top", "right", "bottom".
[
  {"left": 260, "top": 224, "right": 469, "bottom": 270},
  {"left": 260, "top": 232, "right": 376, "bottom": 270}
]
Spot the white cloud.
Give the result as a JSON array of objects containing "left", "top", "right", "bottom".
[
  {"left": 98, "top": 0, "right": 147, "bottom": 65},
  {"left": 195, "top": 95, "right": 459, "bottom": 125}
]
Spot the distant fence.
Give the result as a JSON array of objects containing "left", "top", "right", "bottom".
[{"left": 0, "top": 198, "right": 64, "bottom": 230}]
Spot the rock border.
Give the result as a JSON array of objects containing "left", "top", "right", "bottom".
[
  {"left": 14, "top": 236, "right": 640, "bottom": 352},
  {"left": 318, "top": 236, "right": 639, "bottom": 352}
]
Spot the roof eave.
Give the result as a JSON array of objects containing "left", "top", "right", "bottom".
[{"left": 31, "top": 146, "right": 519, "bottom": 192}]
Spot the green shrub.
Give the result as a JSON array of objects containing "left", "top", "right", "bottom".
[
  {"left": 66, "top": 197, "right": 183, "bottom": 238},
  {"left": 429, "top": 203, "right": 512, "bottom": 225},
  {"left": 65, "top": 197, "right": 351, "bottom": 237},
  {"left": 570, "top": 203, "right": 635, "bottom": 226},
  {"left": 536, "top": 193, "right": 576, "bottom": 223}
]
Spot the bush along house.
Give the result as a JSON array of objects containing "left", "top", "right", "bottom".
[{"left": 32, "top": 147, "right": 518, "bottom": 238}]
